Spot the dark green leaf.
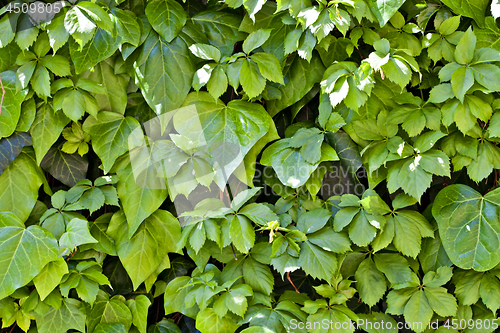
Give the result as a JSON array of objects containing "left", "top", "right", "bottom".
[{"left": 41, "top": 147, "right": 88, "bottom": 187}]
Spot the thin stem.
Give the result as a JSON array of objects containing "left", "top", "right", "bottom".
[
  {"left": 8, "top": 323, "right": 16, "bottom": 333},
  {"left": 231, "top": 243, "right": 238, "bottom": 261},
  {"left": 287, "top": 272, "right": 300, "bottom": 293},
  {"left": 0, "top": 77, "right": 4, "bottom": 115}
]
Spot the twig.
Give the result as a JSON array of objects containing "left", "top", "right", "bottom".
[
  {"left": 0, "top": 77, "right": 4, "bottom": 115},
  {"left": 287, "top": 272, "right": 300, "bottom": 293},
  {"left": 231, "top": 243, "right": 238, "bottom": 261},
  {"left": 356, "top": 47, "right": 364, "bottom": 60},
  {"left": 8, "top": 323, "right": 16, "bottom": 333}
]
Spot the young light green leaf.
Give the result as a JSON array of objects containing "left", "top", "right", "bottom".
[
  {"left": 59, "top": 218, "right": 98, "bottom": 251},
  {"left": 243, "top": 29, "right": 272, "bottom": 54}
]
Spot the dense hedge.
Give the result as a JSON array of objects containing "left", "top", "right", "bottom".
[{"left": 1, "top": 0, "right": 500, "bottom": 332}]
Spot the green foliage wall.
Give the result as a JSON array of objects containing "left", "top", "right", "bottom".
[{"left": 1, "top": 0, "right": 500, "bottom": 332}]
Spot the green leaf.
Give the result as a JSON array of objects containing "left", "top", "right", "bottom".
[
  {"left": 195, "top": 308, "right": 238, "bottom": 333},
  {"left": 109, "top": 210, "right": 180, "bottom": 289},
  {"left": 181, "top": 92, "right": 272, "bottom": 187},
  {"left": 428, "top": 83, "right": 454, "bottom": 103},
  {"left": 40, "top": 55, "right": 71, "bottom": 77},
  {"left": 403, "top": 290, "right": 433, "bottom": 332},
  {"left": 84, "top": 112, "right": 140, "bottom": 174},
  {"left": 59, "top": 218, "right": 98, "bottom": 251},
  {"left": 40, "top": 147, "right": 88, "bottom": 187},
  {"left": 369, "top": 0, "right": 407, "bottom": 27},
  {"left": 0, "top": 132, "right": 32, "bottom": 175},
  {"left": 214, "top": 284, "right": 253, "bottom": 318},
  {"left": 389, "top": 150, "right": 450, "bottom": 201},
  {"left": 419, "top": 230, "right": 452, "bottom": 274},
  {"left": 111, "top": 8, "right": 141, "bottom": 46},
  {"left": 244, "top": 0, "right": 267, "bottom": 22},
  {"left": 229, "top": 215, "right": 255, "bottom": 253},
  {"left": 373, "top": 253, "right": 413, "bottom": 285},
  {"left": 392, "top": 211, "right": 434, "bottom": 258},
  {"left": 355, "top": 257, "right": 387, "bottom": 307},
  {"left": 135, "top": 33, "right": 195, "bottom": 116},
  {"left": 296, "top": 208, "right": 332, "bottom": 234},
  {"left": 15, "top": 14, "right": 39, "bottom": 50},
  {"left": 433, "top": 184, "right": 500, "bottom": 271},
  {"left": 16, "top": 98, "right": 36, "bottom": 133},
  {"left": 238, "top": 202, "right": 278, "bottom": 225},
  {"left": 80, "top": 213, "right": 115, "bottom": 255},
  {"left": 307, "top": 227, "right": 352, "bottom": 254},
  {"left": 81, "top": 59, "right": 130, "bottom": 114},
  {"left": 476, "top": 17, "right": 500, "bottom": 50},
  {"left": 145, "top": 0, "right": 186, "bottom": 43},
  {"left": 243, "top": 29, "right": 271, "bottom": 54},
  {"left": 261, "top": 139, "right": 319, "bottom": 188},
  {"left": 266, "top": 54, "right": 325, "bottom": 117},
  {"left": 289, "top": 127, "right": 324, "bottom": 164},
  {"left": 348, "top": 211, "right": 379, "bottom": 246},
  {"left": 451, "top": 67, "right": 473, "bottom": 103},
  {"left": 164, "top": 276, "right": 199, "bottom": 318},
  {"left": 422, "top": 266, "right": 453, "bottom": 287},
  {"left": 0, "top": 71, "right": 27, "bottom": 139},
  {"left": 243, "top": 256, "right": 274, "bottom": 295},
  {"left": 304, "top": 304, "right": 356, "bottom": 333},
  {"left": 467, "top": 141, "right": 500, "bottom": 182},
  {"left": 70, "top": 28, "right": 122, "bottom": 74},
  {"left": 60, "top": 89, "right": 87, "bottom": 122},
  {"left": 440, "top": 0, "right": 489, "bottom": 27},
  {"left": 114, "top": 153, "right": 168, "bottom": 237},
  {"left": 0, "top": 42, "right": 20, "bottom": 73},
  {"left": 250, "top": 52, "right": 285, "bottom": 84},
  {"left": 191, "top": 11, "right": 247, "bottom": 58},
  {"left": 240, "top": 58, "right": 266, "bottom": 99},
  {"left": 0, "top": 14, "right": 17, "bottom": 48},
  {"left": 479, "top": 272, "right": 500, "bottom": 313},
  {"left": 453, "top": 270, "right": 482, "bottom": 305},
  {"left": 46, "top": 12, "right": 70, "bottom": 53},
  {"left": 127, "top": 295, "right": 151, "bottom": 333},
  {"left": 30, "top": 102, "right": 70, "bottom": 164},
  {"left": 471, "top": 64, "right": 500, "bottom": 91},
  {"left": 36, "top": 298, "right": 86, "bottom": 333},
  {"left": 0, "top": 223, "right": 58, "bottom": 299},
  {"left": 299, "top": 241, "right": 337, "bottom": 282},
  {"left": 189, "top": 43, "right": 221, "bottom": 62},
  {"left": 79, "top": 187, "right": 106, "bottom": 213},
  {"left": 455, "top": 28, "right": 476, "bottom": 65},
  {"left": 94, "top": 323, "right": 128, "bottom": 333},
  {"left": 151, "top": 319, "right": 182, "bottom": 333},
  {"left": 382, "top": 57, "right": 412, "bottom": 89},
  {"left": 0, "top": 149, "right": 44, "bottom": 222},
  {"left": 488, "top": 112, "right": 500, "bottom": 138},
  {"left": 33, "top": 257, "right": 68, "bottom": 301},
  {"left": 424, "top": 286, "right": 457, "bottom": 317},
  {"left": 207, "top": 65, "right": 228, "bottom": 100},
  {"left": 87, "top": 295, "right": 133, "bottom": 333},
  {"left": 240, "top": 327, "right": 273, "bottom": 333}
]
